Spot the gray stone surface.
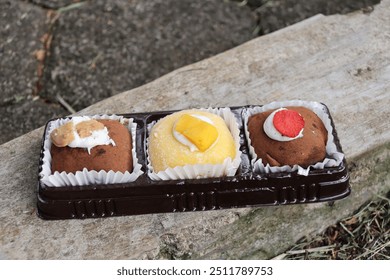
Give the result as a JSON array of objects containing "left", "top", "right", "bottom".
[
  {"left": 254, "top": 0, "right": 380, "bottom": 34},
  {"left": 0, "top": 0, "right": 42, "bottom": 100},
  {"left": 1, "top": 100, "right": 66, "bottom": 141},
  {"left": 29, "top": 0, "right": 76, "bottom": 9},
  {"left": 0, "top": 0, "right": 378, "bottom": 146},
  {"left": 0, "top": 0, "right": 255, "bottom": 144},
  {"left": 40, "top": 0, "right": 256, "bottom": 111},
  {"left": 0, "top": 0, "right": 389, "bottom": 259},
  {"left": 0, "top": 0, "right": 67, "bottom": 144}
]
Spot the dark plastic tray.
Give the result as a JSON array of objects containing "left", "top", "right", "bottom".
[{"left": 37, "top": 105, "right": 350, "bottom": 219}]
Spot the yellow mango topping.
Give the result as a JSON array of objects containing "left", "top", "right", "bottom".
[{"left": 174, "top": 114, "right": 218, "bottom": 152}]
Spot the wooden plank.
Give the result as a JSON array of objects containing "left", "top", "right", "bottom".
[{"left": 0, "top": 1, "right": 389, "bottom": 259}]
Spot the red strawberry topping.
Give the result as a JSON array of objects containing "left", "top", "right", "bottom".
[{"left": 273, "top": 109, "right": 305, "bottom": 138}]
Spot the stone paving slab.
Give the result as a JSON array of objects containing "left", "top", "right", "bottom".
[
  {"left": 40, "top": 0, "right": 256, "bottom": 111},
  {"left": 1, "top": 99, "right": 65, "bottom": 142},
  {"left": 0, "top": 0, "right": 255, "bottom": 144},
  {"left": 0, "top": 0, "right": 44, "bottom": 100},
  {"left": 254, "top": 0, "right": 380, "bottom": 34},
  {"left": 0, "top": 0, "right": 67, "bottom": 143},
  {"left": 0, "top": 0, "right": 389, "bottom": 259},
  {"left": 29, "top": 0, "right": 75, "bottom": 9}
]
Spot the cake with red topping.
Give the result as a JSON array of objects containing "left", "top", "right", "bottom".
[
  {"left": 247, "top": 106, "right": 327, "bottom": 167},
  {"left": 50, "top": 117, "right": 133, "bottom": 173}
]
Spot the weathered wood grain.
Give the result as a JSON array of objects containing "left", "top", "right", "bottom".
[{"left": 0, "top": 1, "right": 389, "bottom": 259}]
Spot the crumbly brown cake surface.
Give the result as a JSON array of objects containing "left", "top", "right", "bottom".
[
  {"left": 51, "top": 119, "right": 133, "bottom": 173},
  {"left": 248, "top": 106, "right": 327, "bottom": 167}
]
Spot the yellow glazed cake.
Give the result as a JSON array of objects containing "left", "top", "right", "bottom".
[{"left": 149, "top": 109, "right": 236, "bottom": 173}]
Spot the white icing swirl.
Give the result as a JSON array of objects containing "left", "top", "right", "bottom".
[
  {"left": 263, "top": 108, "right": 304, "bottom": 142},
  {"left": 67, "top": 117, "right": 116, "bottom": 154},
  {"left": 173, "top": 114, "right": 216, "bottom": 152}
]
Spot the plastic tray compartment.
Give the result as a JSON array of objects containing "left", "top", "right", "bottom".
[{"left": 37, "top": 105, "right": 350, "bottom": 219}]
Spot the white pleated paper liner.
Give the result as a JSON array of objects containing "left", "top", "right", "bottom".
[
  {"left": 147, "top": 107, "right": 242, "bottom": 180},
  {"left": 39, "top": 114, "right": 143, "bottom": 187},
  {"left": 243, "top": 100, "right": 344, "bottom": 176}
]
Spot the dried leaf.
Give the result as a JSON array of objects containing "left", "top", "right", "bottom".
[
  {"left": 344, "top": 216, "right": 358, "bottom": 225},
  {"left": 34, "top": 49, "right": 46, "bottom": 62}
]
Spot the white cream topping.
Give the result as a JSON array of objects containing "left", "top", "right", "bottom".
[
  {"left": 190, "top": 114, "right": 214, "bottom": 125},
  {"left": 263, "top": 108, "right": 304, "bottom": 142},
  {"left": 172, "top": 114, "right": 216, "bottom": 152},
  {"left": 172, "top": 130, "right": 198, "bottom": 152},
  {"left": 67, "top": 117, "right": 116, "bottom": 154}
]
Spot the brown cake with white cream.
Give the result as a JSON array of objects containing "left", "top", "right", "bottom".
[
  {"left": 247, "top": 106, "right": 327, "bottom": 167},
  {"left": 50, "top": 117, "right": 133, "bottom": 174}
]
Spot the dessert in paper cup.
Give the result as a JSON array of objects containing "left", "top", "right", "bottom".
[
  {"left": 243, "top": 100, "right": 344, "bottom": 176},
  {"left": 147, "top": 107, "right": 242, "bottom": 180},
  {"left": 39, "top": 114, "right": 143, "bottom": 187}
]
